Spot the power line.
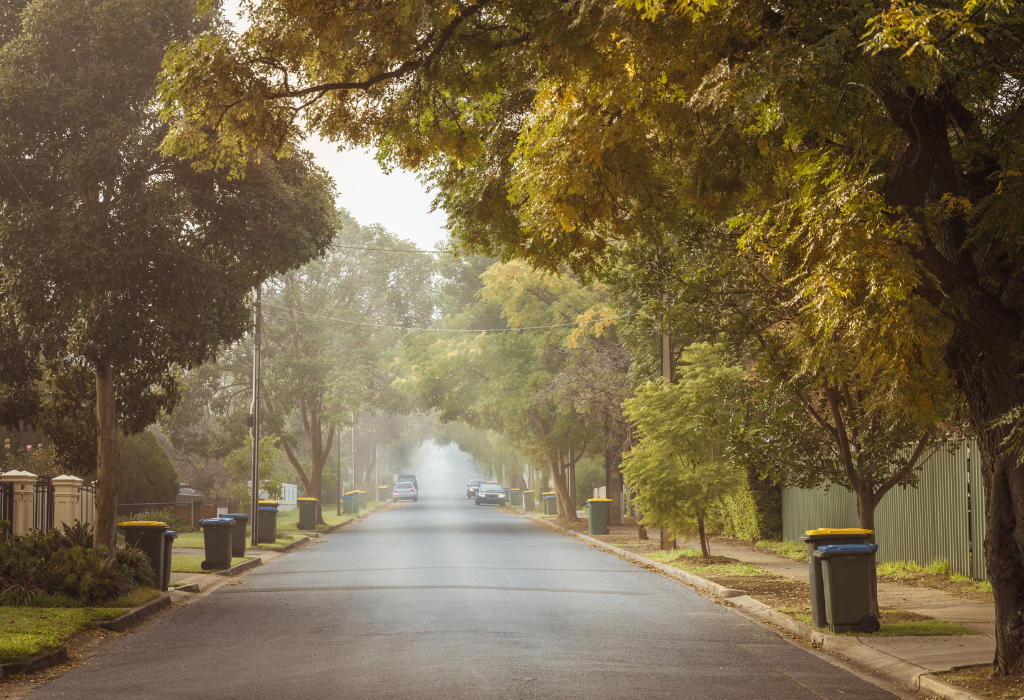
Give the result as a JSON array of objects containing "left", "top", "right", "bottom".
[
  {"left": 334, "top": 243, "right": 453, "bottom": 255},
  {"left": 261, "top": 301, "right": 635, "bottom": 333}
]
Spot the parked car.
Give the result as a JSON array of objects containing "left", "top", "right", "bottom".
[
  {"left": 466, "top": 479, "right": 483, "bottom": 498},
  {"left": 475, "top": 483, "right": 507, "bottom": 506},
  {"left": 397, "top": 474, "right": 418, "bottom": 491},
  {"left": 392, "top": 481, "right": 418, "bottom": 503}
]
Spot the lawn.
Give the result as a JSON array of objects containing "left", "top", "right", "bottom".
[
  {"left": 1, "top": 607, "right": 127, "bottom": 664},
  {"left": 170, "top": 556, "right": 252, "bottom": 573}
]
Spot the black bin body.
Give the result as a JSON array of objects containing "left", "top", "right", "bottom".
[
  {"left": 223, "top": 513, "right": 249, "bottom": 557},
  {"left": 799, "top": 529, "right": 874, "bottom": 628},
  {"left": 198, "top": 517, "right": 234, "bottom": 570},
  {"left": 815, "top": 544, "right": 880, "bottom": 633},
  {"left": 162, "top": 530, "right": 176, "bottom": 591},
  {"left": 118, "top": 521, "right": 167, "bottom": 589}
]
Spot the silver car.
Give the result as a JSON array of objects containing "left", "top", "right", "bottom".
[{"left": 392, "top": 481, "right": 418, "bottom": 502}]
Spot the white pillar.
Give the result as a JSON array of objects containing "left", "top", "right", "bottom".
[
  {"left": 52, "top": 475, "right": 83, "bottom": 531},
  {"left": 1, "top": 470, "right": 37, "bottom": 536}
]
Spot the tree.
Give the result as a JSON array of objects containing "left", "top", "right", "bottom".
[
  {"left": 118, "top": 431, "right": 179, "bottom": 505},
  {"left": 0, "top": 0, "right": 336, "bottom": 556},
  {"left": 621, "top": 343, "right": 745, "bottom": 556},
  {"left": 155, "top": 0, "right": 1024, "bottom": 672}
]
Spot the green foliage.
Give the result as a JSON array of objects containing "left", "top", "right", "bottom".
[
  {"left": 118, "top": 431, "right": 178, "bottom": 504},
  {"left": 116, "top": 510, "right": 194, "bottom": 534},
  {"left": 621, "top": 343, "right": 746, "bottom": 547},
  {"left": 717, "top": 467, "right": 783, "bottom": 542},
  {"left": 224, "top": 435, "right": 283, "bottom": 509},
  {"left": 0, "top": 525, "right": 153, "bottom": 606}
]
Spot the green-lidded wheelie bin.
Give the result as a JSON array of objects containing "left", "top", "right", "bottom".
[
  {"left": 510, "top": 489, "right": 522, "bottom": 506},
  {"left": 814, "top": 544, "right": 880, "bottom": 633},
  {"left": 377, "top": 485, "right": 389, "bottom": 502},
  {"left": 543, "top": 493, "right": 557, "bottom": 515},
  {"left": 118, "top": 521, "right": 167, "bottom": 588},
  {"left": 257, "top": 506, "right": 278, "bottom": 543},
  {"left": 588, "top": 498, "right": 612, "bottom": 535},
  {"left": 343, "top": 491, "right": 358, "bottom": 513},
  {"left": 800, "top": 528, "right": 874, "bottom": 628},
  {"left": 523, "top": 491, "right": 535, "bottom": 511},
  {"left": 198, "top": 517, "right": 234, "bottom": 570},
  {"left": 162, "top": 530, "right": 177, "bottom": 592},
  {"left": 356, "top": 491, "right": 367, "bottom": 511},
  {"left": 298, "top": 497, "right": 318, "bottom": 530},
  {"left": 223, "top": 513, "right": 249, "bottom": 557}
]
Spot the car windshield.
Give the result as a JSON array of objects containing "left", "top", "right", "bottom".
[
  {"left": 396, "top": 482, "right": 412, "bottom": 489},
  {"left": 470, "top": 480, "right": 481, "bottom": 486},
  {"left": 481, "top": 485, "right": 503, "bottom": 493}
]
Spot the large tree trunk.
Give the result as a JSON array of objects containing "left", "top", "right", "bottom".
[
  {"left": 549, "top": 458, "right": 578, "bottom": 522},
  {"left": 853, "top": 486, "right": 880, "bottom": 619},
  {"left": 880, "top": 88, "right": 1024, "bottom": 674},
  {"left": 93, "top": 361, "right": 120, "bottom": 559}
]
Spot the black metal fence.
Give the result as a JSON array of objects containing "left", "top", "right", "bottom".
[
  {"left": 80, "top": 481, "right": 96, "bottom": 529},
  {"left": 0, "top": 481, "right": 12, "bottom": 539},
  {"left": 33, "top": 475, "right": 54, "bottom": 533}
]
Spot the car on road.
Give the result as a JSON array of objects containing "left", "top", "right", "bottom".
[
  {"left": 392, "top": 481, "right": 418, "bottom": 502},
  {"left": 466, "top": 479, "right": 483, "bottom": 498},
  {"left": 397, "top": 474, "right": 418, "bottom": 491},
  {"left": 475, "top": 483, "right": 507, "bottom": 506}
]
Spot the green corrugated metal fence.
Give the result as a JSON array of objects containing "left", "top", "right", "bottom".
[{"left": 782, "top": 440, "right": 987, "bottom": 580}]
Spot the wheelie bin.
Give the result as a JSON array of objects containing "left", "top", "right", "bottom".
[
  {"left": 343, "top": 492, "right": 358, "bottom": 513},
  {"left": 356, "top": 491, "right": 367, "bottom": 511},
  {"left": 800, "top": 528, "right": 874, "bottom": 628},
  {"left": 118, "top": 521, "right": 167, "bottom": 588},
  {"left": 222, "top": 513, "right": 249, "bottom": 557},
  {"left": 377, "top": 485, "right": 389, "bottom": 502},
  {"left": 503, "top": 487, "right": 511, "bottom": 502},
  {"left": 198, "top": 517, "right": 234, "bottom": 570},
  {"left": 510, "top": 489, "right": 522, "bottom": 506},
  {"left": 588, "top": 498, "right": 612, "bottom": 535},
  {"left": 814, "top": 544, "right": 881, "bottom": 633},
  {"left": 298, "top": 497, "right": 318, "bottom": 530},
  {"left": 543, "top": 493, "right": 557, "bottom": 515},
  {"left": 162, "top": 530, "right": 177, "bottom": 591},
  {"left": 523, "top": 491, "right": 534, "bottom": 511},
  {"left": 257, "top": 506, "right": 278, "bottom": 543}
]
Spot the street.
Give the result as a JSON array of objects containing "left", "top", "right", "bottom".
[{"left": 30, "top": 471, "right": 902, "bottom": 699}]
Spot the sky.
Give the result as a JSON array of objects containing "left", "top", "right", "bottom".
[{"left": 221, "top": 1, "right": 450, "bottom": 252}]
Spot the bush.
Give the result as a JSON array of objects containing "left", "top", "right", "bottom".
[
  {"left": 0, "top": 523, "right": 154, "bottom": 606},
  {"left": 118, "top": 430, "right": 179, "bottom": 504}
]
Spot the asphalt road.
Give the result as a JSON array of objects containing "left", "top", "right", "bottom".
[{"left": 30, "top": 471, "right": 902, "bottom": 699}]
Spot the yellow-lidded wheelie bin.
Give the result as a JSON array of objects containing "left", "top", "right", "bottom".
[
  {"left": 356, "top": 491, "right": 367, "bottom": 511},
  {"left": 814, "top": 544, "right": 880, "bottom": 633},
  {"left": 588, "top": 498, "right": 612, "bottom": 535},
  {"left": 377, "top": 485, "right": 389, "bottom": 502},
  {"left": 118, "top": 521, "right": 167, "bottom": 588},
  {"left": 297, "top": 497, "right": 318, "bottom": 530},
  {"left": 800, "top": 528, "right": 874, "bottom": 628},
  {"left": 343, "top": 491, "right": 358, "bottom": 513}
]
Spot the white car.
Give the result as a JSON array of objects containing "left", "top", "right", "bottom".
[{"left": 392, "top": 481, "right": 418, "bottom": 502}]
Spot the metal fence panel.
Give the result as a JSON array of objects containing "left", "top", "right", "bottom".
[{"left": 782, "top": 440, "right": 987, "bottom": 580}]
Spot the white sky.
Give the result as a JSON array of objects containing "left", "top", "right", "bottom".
[{"left": 222, "top": 1, "right": 450, "bottom": 251}]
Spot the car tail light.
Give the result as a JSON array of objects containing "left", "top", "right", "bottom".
[{"left": 410, "top": 488, "right": 416, "bottom": 493}]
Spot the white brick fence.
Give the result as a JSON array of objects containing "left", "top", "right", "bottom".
[{"left": 0, "top": 470, "right": 95, "bottom": 537}]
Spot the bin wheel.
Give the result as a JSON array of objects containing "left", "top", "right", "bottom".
[{"left": 859, "top": 615, "right": 880, "bottom": 633}]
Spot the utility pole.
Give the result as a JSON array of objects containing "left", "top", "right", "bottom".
[
  {"left": 249, "top": 285, "right": 262, "bottom": 547},
  {"left": 350, "top": 413, "right": 356, "bottom": 496},
  {"left": 336, "top": 421, "right": 342, "bottom": 516},
  {"left": 660, "top": 291, "right": 676, "bottom": 551},
  {"left": 568, "top": 445, "right": 576, "bottom": 514}
]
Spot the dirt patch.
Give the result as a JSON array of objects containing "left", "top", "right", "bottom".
[
  {"left": 878, "top": 572, "right": 994, "bottom": 602},
  {"left": 709, "top": 574, "right": 812, "bottom": 614},
  {"left": 940, "top": 664, "right": 1024, "bottom": 699}
]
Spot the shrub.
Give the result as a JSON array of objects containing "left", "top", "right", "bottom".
[
  {"left": 0, "top": 523, "right": 153, "bottom": 606},
  {"left": 117, "top": 510, "right": 194, "bottom": 533},
  {"left": 118, "top": 431, "right": 179, "bottom": 504}
]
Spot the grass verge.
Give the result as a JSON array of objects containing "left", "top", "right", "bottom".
[
  {"left": 0, "top": 607, "right": 127, "bottom": 664},
  {"left": 940, "top": 665, "right": 1024, "bottom": 699},
  {"left": 170, "top": 556, "right": 251, "bottom": 573}
]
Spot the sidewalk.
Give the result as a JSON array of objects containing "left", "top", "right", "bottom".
[{"left": 670, "top": 534, "right": 996, "bottom": 674}]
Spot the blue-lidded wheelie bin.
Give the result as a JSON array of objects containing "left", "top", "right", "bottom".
[
  {"left": 198, "top": 517, "right": 234, "bottom": 570},
  {"left": 543, "top": 493, "right": 557, "bottom": 515},
  {"left": 223, "top": 513, "right": 249, "bottom": 557},
  {"left": 510, "top": 489, "right": 522, "bottom": 506},
  {"left": 815, "top": 544, "right": 881, "bottom": 633},
  {"left": 800, "top": 528, "right": 874, "bottom": 628},
  {"left": 162, "top": 530, "right": 177, "bottom": 591},
  {"left": 343, "top": 492, "right": 357, "bottom": 513},
  {"left": 523, "top": 491, "right": 535, "bottom": 511},
  {"left": 257, "top": 506, "right": 278, "bottom": 543}
]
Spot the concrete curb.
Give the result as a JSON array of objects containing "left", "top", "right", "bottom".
[
  {"left": 97, "top": 593, "right": 172, "bottom": 633},
  {"left": 215, "top": 556, "right": 263, "bottom": 577},
  {"left": 171, "top": 583, "right": 200, "bottom": 593},
  {"left": 522, "top": 512, "right": 985, "bottom": 700},
  {"left": 0, "top": 647, "right": 69, "bottom": 679},
  {"left": 275, "top": 536, "right": 310, "bottom": 552}
]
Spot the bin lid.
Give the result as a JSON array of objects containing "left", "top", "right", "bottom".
[
  {"left": 164, "top": 530, "right": 177, "bottom": 538},
  {"left": 258, "top": 500, "right": 279, "bottom": 505},
  {"left": 804, "top": 528, "right": 874, "bottom": 536},
  {"left": 223, "top": 513, "right": 249, "bottom": 519},
  {"left": 257, "top": 506, "right": 278, "bottom": 512},
  {"left": 813, "top": 544, "right": 879, "bottom": 557},
  {"left": 345, "top": 491, "right": 359, "bottom": 496},
  {"left": 511, "top": 489, "right": 521, "bottom": 492},
  {"left": 118, "top": 521, "right": 167, "bottom": 528},
  {"left": 541, "top": 492, "right": 555, "bottom": 495},
  {"left": 341, "top": 495, "right": 354, "bottom": 499},
  {"left": 588, "top": 498, "right": 613, "bottom": 502},
  {"left": 297, "top": 497, "right": 318, "bottom": 501},
  {"left": 198, "top": 517, "right": 235, "bottom": 526}
]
